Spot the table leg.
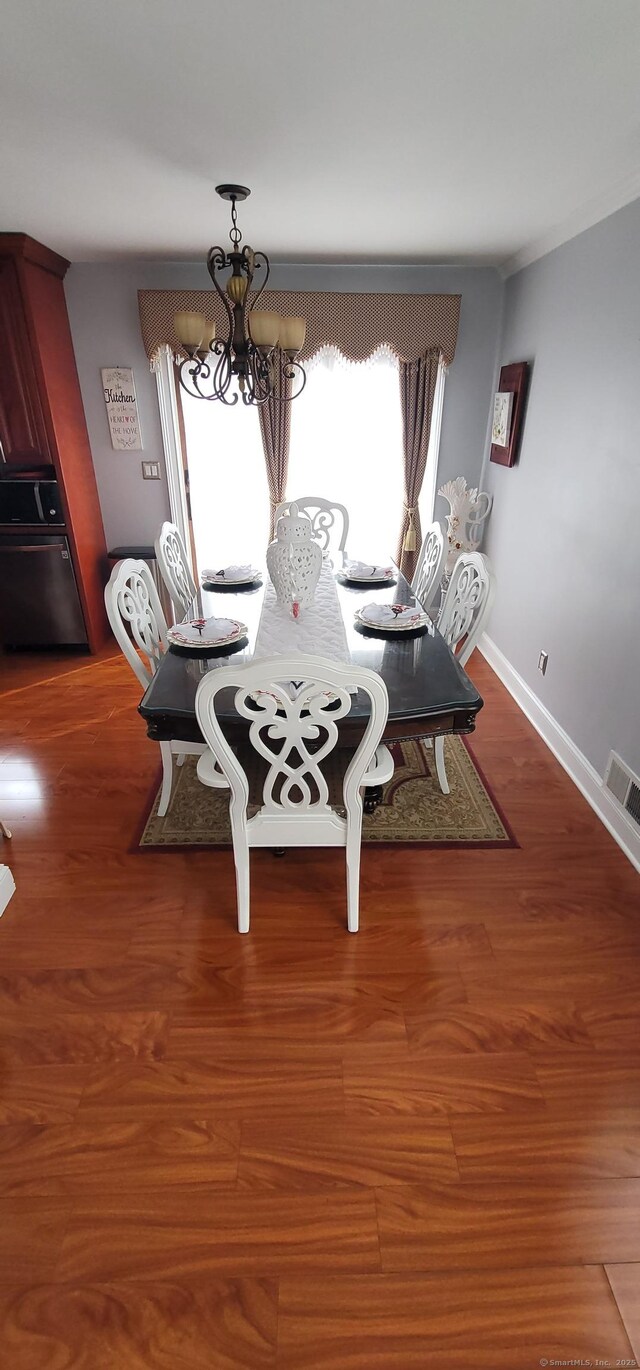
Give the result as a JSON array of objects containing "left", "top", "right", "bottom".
[{"left": 363, "top": 784, "right": 383, "bottom": 815}]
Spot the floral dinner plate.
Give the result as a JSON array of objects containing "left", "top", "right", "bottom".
[
  {"left": 355, "top": 603, "right": 430, "bottom": 633},
  {"left": 339, "top": 560, "right": 395, "bottom": 585},
  {"left": 167, "top": 616, "right": 247, "bottom": 650},
  {"left": 200, "top": 565, "right": 261, "bottom": 586}
]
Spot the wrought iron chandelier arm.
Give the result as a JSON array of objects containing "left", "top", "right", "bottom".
[
  {"left": 178, "top": 355, "right": 217, "bottom": 402},
  {"left": 246, "top": 347, "right": 275, "bottom": 405},
  {"left": 206, "top": 246, "right": 235, "bottom": 334},
  {"left": 212, "top": 339, "right": 237, "bottom": 405},
  {"left": 276, "top": 354, "right": 307, "bottom": 403},
  {"left": 248, "top": 249, "right": 270, "bottom": 313}
]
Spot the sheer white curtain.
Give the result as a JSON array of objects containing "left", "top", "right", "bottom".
[
  {"left": 180, "top": 390, "right": 269, "bottom": 570},
  {"left": 287, "top": 350, "right": 405, "bottom": 562}
]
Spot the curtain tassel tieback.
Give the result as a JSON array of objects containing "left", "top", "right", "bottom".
[{"left": 402, "top": 506, "right": 418, "bottom": 552}]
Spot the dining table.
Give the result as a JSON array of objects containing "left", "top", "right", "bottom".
[{"left": 138, "top": 564, "right": 483, "bottom": 810}]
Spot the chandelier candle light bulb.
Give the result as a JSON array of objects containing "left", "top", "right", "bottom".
[
  {"left": 174, "top": 311, "right": 205, "bottom": 349},
  {"left": 278, "top": 315, "right": 306, "bottom": 355},
  {"left": 172, "top": 184, "right": 307, "bottom": 407},
  {"left": 249, "top": 310, "right": 281, "bottom": 351}
]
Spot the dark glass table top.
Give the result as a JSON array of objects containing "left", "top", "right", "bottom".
[{"left": 139, "top": 566, "right": 483, "bottom": 739}]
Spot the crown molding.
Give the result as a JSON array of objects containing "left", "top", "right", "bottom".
[{"left": 500, "top": 170, "right": 640, "bottom": 279}]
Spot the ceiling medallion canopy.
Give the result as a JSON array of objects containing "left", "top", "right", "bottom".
[{"left": 173, "top": 184, "right": 307, "bottom": 406}]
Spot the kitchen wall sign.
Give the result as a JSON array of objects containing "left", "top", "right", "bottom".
[{"left": 101, "top": 367, "right": 142, "bottom": 450}]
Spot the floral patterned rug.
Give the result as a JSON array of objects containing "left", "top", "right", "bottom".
[{"left": 137, "top": 736, "right": 516, "bottom": 849}]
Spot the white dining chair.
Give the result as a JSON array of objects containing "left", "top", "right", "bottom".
[
  {"left": 274, "top": 497, "right": 349, "bottom": 562},
  {"left": 411, "top": 521, "right": 446, "bottom": 609},
  {"left": 0, "top": 865, "right": 15, "bottom": 916},
  {"left": 195, "top": 654, "right": 393, "bottom": 933},
  {"left": 104, "top": 558, "right": 207, "bottom": 816},
  {"left": 428, "top": 552, "right": 495, "bottom": 795},
  {"left": 155, "top": 521, "right": 197, "bottom": 621}
]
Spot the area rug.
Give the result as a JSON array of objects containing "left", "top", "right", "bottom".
[{"left": 137, "top": 737, "right": 516, "bottom": 850}]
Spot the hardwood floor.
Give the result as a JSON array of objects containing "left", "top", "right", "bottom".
[{"left": 0, "top": 648, "right": 639, "bottom": 1366}]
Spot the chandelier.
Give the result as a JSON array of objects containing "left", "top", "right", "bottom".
[{"left": 173, "top": 184, "right": 307, "bottom": 407}]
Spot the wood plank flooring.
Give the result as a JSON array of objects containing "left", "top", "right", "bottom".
[{"left": 1, "top": 647, "right": 639, "bottom": 1366}]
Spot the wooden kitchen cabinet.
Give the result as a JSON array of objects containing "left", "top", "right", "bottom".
[
  {"left": 0, "top": 257, "right": 50, "bottom": 465},
  {"left": 0, "top": 234, "right": 108, "bottom": 650}
]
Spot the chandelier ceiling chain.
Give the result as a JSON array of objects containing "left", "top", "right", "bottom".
[
  {"left": 228, "top": 197, "right": 242, "bottom": 250},
  {"left": 173, "top": 185, "right": 307, "bottom": 407}
]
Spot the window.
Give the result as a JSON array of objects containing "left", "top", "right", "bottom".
[
  {"left": 287, "top": 350, "right": 404, "bottom": 561},
  {"left": 177, "top": 349, "right": 445, "bottom": 573},
  {"left": 180, "top": 387, "right": 270, "bottom": 569}
]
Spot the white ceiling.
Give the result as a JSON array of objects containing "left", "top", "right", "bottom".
[{"left": 2, "top": 0, "right": 639, "bottom": 268}]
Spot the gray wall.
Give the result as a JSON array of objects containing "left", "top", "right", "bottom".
[
  {"left": 64, "top": 261, "right": 503, "bottom": 549},
  {"left": 482, "top": 196, "right": 640, "bottom": 777}
]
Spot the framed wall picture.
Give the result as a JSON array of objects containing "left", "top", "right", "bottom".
[{"left": 490, "top": 361, "right": 529, "bottom": 467}]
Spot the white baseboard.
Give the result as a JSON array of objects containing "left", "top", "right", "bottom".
[{"left": 479, "top": 634, "right": 640, "bottom": 876}]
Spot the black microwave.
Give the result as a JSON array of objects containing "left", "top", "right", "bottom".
[{"left": 0, "top": 478, "right": 65, "bottom": 526}]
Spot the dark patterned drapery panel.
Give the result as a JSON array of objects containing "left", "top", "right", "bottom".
[{"left": 396, "top": 349, "right": 441, "bottom": 579}]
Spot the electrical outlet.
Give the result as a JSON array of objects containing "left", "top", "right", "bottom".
[
  {"left": 141, "top": 461, "right": 161, "bottom": 480},
  {"left": 538, "top": 651, "right": 548, "bottom": 675}
]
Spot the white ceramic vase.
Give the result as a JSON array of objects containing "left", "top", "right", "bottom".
[
  {"left": 438, "top": 477, "right": 492, "bottom": 574},
  {"left": 266, "top": 502, "right": 322, "bottom": 611}
]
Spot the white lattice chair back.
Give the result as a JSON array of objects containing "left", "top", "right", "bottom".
[
  {"left": 195, "top": 654, "right": 391, "bottom": 933},
  {"left": 155, "top": 521, "right": 197, "bottom": 619},
  {"left": 274, "top": 497, "right": 350, "bottom": 560},
  {"left": 104, "top": 558, "right": 168, "bottom": 689},
  {"left": 412, "top": 521, "right": 446, "bottom": 609},
  {"left": 437, "top": 552, "right": 495, "bottom": 668}
]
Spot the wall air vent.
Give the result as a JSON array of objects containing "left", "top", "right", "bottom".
[
  {"left": 604, "top": 752, "right": 640, "bottom": 829},
  {"left": 627, "top": 782, "right": 640, "bottom": 827}
]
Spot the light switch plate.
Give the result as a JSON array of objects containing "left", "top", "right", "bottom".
[{"left": 141, "top": 461, "right": 161, "bottom": 480}]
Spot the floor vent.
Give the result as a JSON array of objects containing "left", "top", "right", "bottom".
[{"left": 604, "top": 752, "right": 640, "bottom": 828}]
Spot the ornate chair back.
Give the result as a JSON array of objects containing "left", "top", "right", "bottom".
[
  {"left": 437, "top": 552, "right": 495, "bottom": 668},
  {"left": 274, "top": 497, "right": 349, "bottom": 561},
  {"left": 412, "top": 521, "right": 446, "bottom": 608},
  {"left": 105, "top": 558, "right": 168, "bottom": 689},
  {"left": 195, "top": 654, "right": 389, "bottom": 932},
  {"left": 155, "top": 521, "right": 197, "bottom": 619}
]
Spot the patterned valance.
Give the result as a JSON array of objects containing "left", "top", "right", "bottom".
[{"left": 137, "top": 289, "right": 461, "bottom": 369}]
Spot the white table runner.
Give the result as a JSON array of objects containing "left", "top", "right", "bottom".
[{"left": 253, "top": 562, "right": 351, "bottom": 665}]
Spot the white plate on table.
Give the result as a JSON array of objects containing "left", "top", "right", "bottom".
[
  {"left": 339, "top": 560, "right": 395, "bottom": 585},
  {"left": 355, "top": 603, "right": 430, "bottom": 633},
  {"left": 167, "top": 616, "right": 248, "bottom": 650},
  {"left": 200, "top": 565, "right": 261, "bottom": 586}
]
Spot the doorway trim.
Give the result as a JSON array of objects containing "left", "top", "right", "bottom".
[{"left": 154, "top": 346, "right": 191, "bottom": 562}]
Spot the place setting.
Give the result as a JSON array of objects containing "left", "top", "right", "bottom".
[
  {"left": 336, "top": 558, "right": 397, "bottom": 587},
  {"left": 200, "top": 563, "right": 262, "bottom": 592},
  {"left": 166, "top": 614, "right": 248, "bottom": 657},
  {"left": 353, "top": 600, "right": 433, "bottom": 638}
]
